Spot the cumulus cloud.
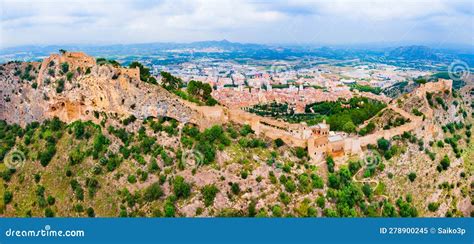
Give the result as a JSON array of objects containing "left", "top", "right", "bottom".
[{"left": 0, "top": 0, "right": 472, "bottom": 47}]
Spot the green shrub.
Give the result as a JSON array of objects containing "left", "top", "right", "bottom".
[
  {"left": 127, "top": 175, "right": 137, "bottom": 184},
  {"left": 3, "top": 191, "right": 13, "bottom": 205},
  {"left": 143, "top": 182, "right": 163, "bottom": 202},
  {"left": 66, "top": 72, "right": 73, "bottom": 81},
  {"left": 164, "top": 201, "right": 175, "bottom": 217},
  {"left": 201, "top": 184, "right": 219, "bottom": 207},
  {"left": 45, "top": 208, "right": 55, "bottom": 217},
  {"left": 437, "top": 155, "right": 450, "bottom": 172},
  {"left": 60, "top": 62, "right": 69, "bottom": 73},
  {"left": 377, "top": 138, "right": 390, "bottom": 151},
  {"left": 272, "top": 205, "right": 282, "bottom": 217},
  {"left": 56, "top": 79, "right": 65, "bottom": 93},
  {"left": 428, "top": 202, "right": 439, "bottom": 212},
  {"left": 231, "top": 182, "right": 240, "bottom": 195},
  {"left": 326, "top": 156, "right": 335, "bottom": 173},
  {"left": 274, "top": 138, "right": 284, "bottom": 147},
  {"left": 173, "top": 176, "right": 191, "bottom": 199},
  {"left": 87, "top": 207, "right": 95, "bottom": 217},
  {"left": 239, "top": 124, "right": 254, "bottom": 136},
  {"left": 294, "top": 147, "right": 307, "bottom": 159},
  {"left": 47, "top": 196, "right": 56, "bottom": 205},
  {"left": 316, "top": 196, "right": 325, "bottom": 208}
]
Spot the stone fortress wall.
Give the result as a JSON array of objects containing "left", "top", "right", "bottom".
[
  {"left": 415, "top": 78, "right": 453, "bottom": 98},
  {"left": 118, "top": 67, "right": 140, "bottom": 81},
  {"left": 3, "top": 51, "right": 453, "bottom": 163},
  {"left": 193, "top": 79, "right": 453, "bottom": 162},
  {"left": 62, "top": 56, "right": 450, "bottom": 162},
  {"left": 37, "top": 51, "right": 141, "bottom": 87},
  {"left": 38, "top": 52, "right": 96, "bottom": 86}
]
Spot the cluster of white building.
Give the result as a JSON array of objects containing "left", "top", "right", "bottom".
[{"left": 147, "top": 57, "right": 429, "bottom": 109}]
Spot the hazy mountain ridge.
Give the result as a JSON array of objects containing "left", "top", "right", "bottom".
[
  {"left": 2, "top": 41, "right": 472, "bottom": 66},
  {"left": 388, "top": 45, "right": 442, "bottom": 60}
]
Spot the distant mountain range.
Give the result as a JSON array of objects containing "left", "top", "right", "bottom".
[
  {"left": 180, "top": 39, "right": 266, "bottom": 50},
  {"left": 387, "top": 45, "right": 441, "bottom": 61},
  {"left": 0, "top": 40, "right": 268, "bottom": 56},
  {"left": 1, "top": 41, "right": 473, "bottom": 68}
]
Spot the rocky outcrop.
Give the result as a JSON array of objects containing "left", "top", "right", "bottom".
[{"left": 0, "top": 52, "right": 226, "bottom": 128}]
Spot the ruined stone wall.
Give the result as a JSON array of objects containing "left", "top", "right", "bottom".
[
  {"left": 119, "top": 67, "right": 140, "bottom": 82},
  {"left": 224, "top": 107, "right": 350, "bottom": 160},
  {"left": 343, "top": 137, "right": 361, "bottom": 155},
  {"left": 4, "top": 52, "right": 455, "bottom": 163},
  {"left": 190, "top": 79, "right": 454, "bottom": 162},
  {"left": 38, "top": 52, "right": 97, "bottom": 86},
  {"left": 185, "top": 102, "right": 229, "bottom": 129},
  {"left": 227, "top": 109, "right": 256, "bottom": 124},
  {"left": 358, "top": 119, "right": 420, "bottom": 146},
  {"left": 358, "top": 91, "right": 391, "bottom": 103},
  {"left": 258, "top": 124, "right": 308, "bottom": 148},
  {"left": 415, "top": 79, "right": 453, "bottom": 98},
  {"left": 354, "top": 79, "right": 452, "bottom": 148},
  {"left": 224, "top": 108, "right": 309, "bottom": 147}
]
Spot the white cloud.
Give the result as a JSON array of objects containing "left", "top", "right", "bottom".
[
  {"left": 0, "top": 0, "right": 472, "bottom": 47},
  {"left": 315, "top": 0, "right": 447, "bottom": 21}
]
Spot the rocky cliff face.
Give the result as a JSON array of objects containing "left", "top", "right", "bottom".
[{"left": 0, "top": 52, "right": 202, "bottom": 126}]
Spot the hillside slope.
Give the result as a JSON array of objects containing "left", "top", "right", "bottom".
[
  {"left": 0, "top": 52, "right": 209, "bottom": 127},
  {"left": 0, "top": 52, "right": 472, "bottom": 218}
]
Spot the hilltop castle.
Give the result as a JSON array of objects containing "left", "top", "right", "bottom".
[
  {"left": 218, "top": 79, "right": 453, "bottom": 161},
  {"left": 1, "top": 51, "right": 453, "bottom": 163}
]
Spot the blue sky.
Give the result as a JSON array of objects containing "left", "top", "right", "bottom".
[{"left": 1, "top": 0, "right": 473, "bottom": 48}]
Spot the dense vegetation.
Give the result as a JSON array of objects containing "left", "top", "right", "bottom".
[
  {"left": 160, "top": 71, "right": 183, "bottom": 91},
  {"left": 0, "top": 116, "right": 271, "bottom": 217},
  {"left": 184, "top": 80, "right": 218, "bottom": 106},
  {"left": 160, "top": 72, "right": 217, "bottom": 106},
  {"left": 349, "top": 84, "right": 382, "bottom": 95},
  {"left": 0, "top": 115, "right": 430, "bottom": 218},
  {"left": 246, "top": 97, "right": 386, "bottom": 133},
  {"left": 96, "top": 58, "right": 120, "bottom": 67},
  {"left": 0, "top": 81, "right": 471, "bottom": 217},
  {"left": 246, "top": 102, "right": 294, "bottom": 117}
]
